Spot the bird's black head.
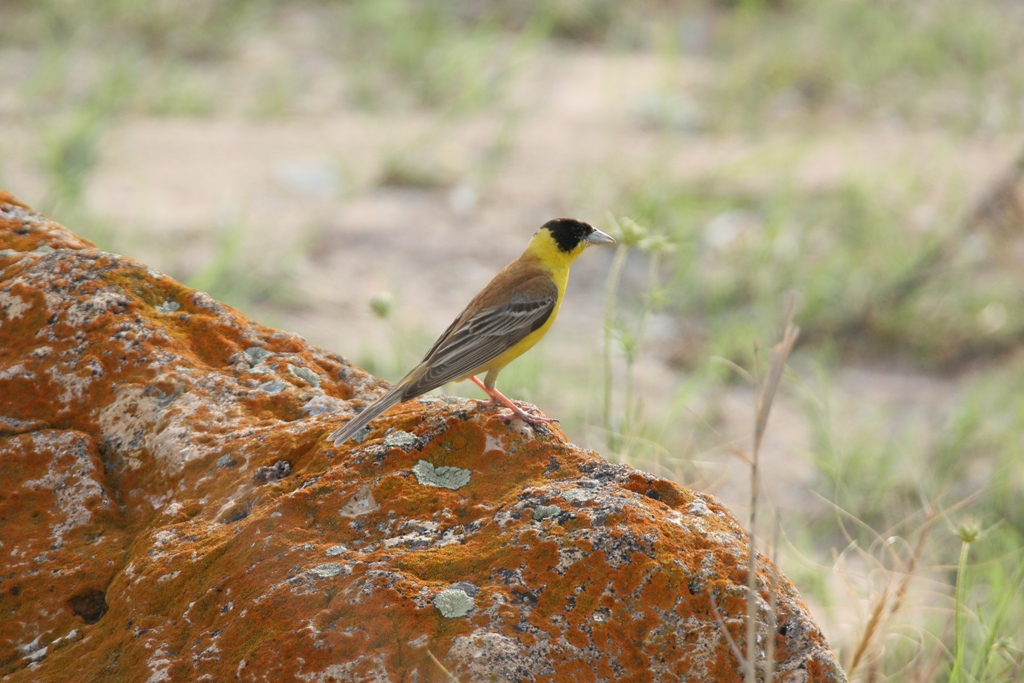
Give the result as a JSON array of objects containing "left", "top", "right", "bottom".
[{"left": 542, "top": 218, "right": 598, "bottom": 253}]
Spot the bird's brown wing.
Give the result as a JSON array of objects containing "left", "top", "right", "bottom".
[{"left": 399, "top": 278, "right": 558, "bottom": 400}]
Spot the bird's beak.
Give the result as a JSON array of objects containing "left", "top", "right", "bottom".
[{"left": 586, "top": 228, "right": 615, "bottom": 245}]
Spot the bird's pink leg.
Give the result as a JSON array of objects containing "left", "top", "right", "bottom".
[{"left": 469, "top": 376, "right": 559, "bottom": 425}]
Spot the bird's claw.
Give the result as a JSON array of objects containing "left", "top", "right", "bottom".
[
  {"left": 473, "top": 399, "right": 558, "bottom": 426},
  {"left": 510, "top": 403, "right": 559, "bottom": 425}
]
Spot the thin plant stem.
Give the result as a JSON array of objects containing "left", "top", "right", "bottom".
[
  {"left": 710, "top": 593, "right": 749, "bottom": 667},
  {"left": 624, "top": 350, "right": 635, "bottom": 437},
  {"left": 846, "top": 520, "right": 933, "bottom": 677},
  {"left": 427, "top": 649, "right": 461, "bottom": 682},
  {"left": 622, "top": 252, "right": 657, "bottom": 437},
  {"left": 949, "top": 537, "right": 972, "bottom": 683},
  {"left": 746, "top": 449, "right": 760, "bottom": 683},
  {"left": 765, "top": 513, "right": 780, "bottom": 683},
  {"left": 973, "top": 551, "right": 1024, "bottom": 682},
  {"left": 602, "top": 239, "right": 629, "bottom": 449},
  {"left": 747, "top": 313, "right": 799, "bottom": 683}
]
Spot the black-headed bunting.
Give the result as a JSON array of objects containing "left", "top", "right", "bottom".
[{"left": 329, "top": 218, "right": 614, "bottom": 446}]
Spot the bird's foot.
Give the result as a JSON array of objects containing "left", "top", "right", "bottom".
[
  {"left": 468, "top": 377, "right": 559, "bottom": 427},
  {"left": 476, "top": 402, "right": 559, "bottom": 427},
  {"left": 503, "top": 402, "right": 559, "bottom": 426}
]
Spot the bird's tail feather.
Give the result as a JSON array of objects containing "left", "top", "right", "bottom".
[{"left": 329, "top": 389, "right": 404, "bottom": 446}]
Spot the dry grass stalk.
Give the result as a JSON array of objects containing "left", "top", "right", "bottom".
[
  {"left": 843, "top": 505, "right": 946, "bottom": 678},
  {"left": 710, "top": 592, "right": 750, "bottom": 668},
  {"left": 704, "top": 307, "right": 800, "bottom": 680},
  {"left": 765, "top": 513, "right": 781, "bottom": 683},
  {"left": 746, "top": 310, "right": 800, "bottom": 683},
  {"left": 428, "top": 649, "right": 462, "bottom": 682}
]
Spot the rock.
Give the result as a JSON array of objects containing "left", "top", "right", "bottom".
[{"left": 0, "top": 192, "right": 845, "bottom": 682}]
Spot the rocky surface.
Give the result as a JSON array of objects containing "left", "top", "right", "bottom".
[{"left": 0, "top": 192, "right": 845, "bottom": 682}]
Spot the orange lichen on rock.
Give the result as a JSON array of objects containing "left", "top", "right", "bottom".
[{"left": 0, "top": 193, "right": 845, "bottom": 682}]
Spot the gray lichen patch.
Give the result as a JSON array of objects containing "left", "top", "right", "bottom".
[
  {"left": 259, "top": 379, "right": 289, "bottom": 394},
  {"left": 338, "top": 485, "right": 379, "bottom": 518},
  {"left": 350, "top": 425, "right": 373, "bottom": 443},
  {"left": 24, "top": 645, "right": 47, "bottom": 663},
  {"left": 434, "top": 588, "right": 475, "bottom": 618},
  {"left": 308, "top": 563, "right": 347, "bottom": 579},
  {"left": 0, "top": 415, "right": 48, "bottom": 437},
  {"left": 253, "top": 460, "right": 291, "bottom": 483},
  {"left": 215, "top": 454, "right": 238, "bottom": 468},
  {"left": 155, "top": 300, "right": 180, "bottom": 314},
  {"left": 562, "top": 488, "right": 598, "bottom": 504},
  {"left": 244, "top": 346, "right": 271, "bottom": 367},
  {"left": 449, "top": 582, "right": 479, "bottom": 597},
  {"left": 0, "top": 291, "right": 30, "bottom": 320},
  {"left": 382, "top": 430, "right": 417, "bottom": 451},
  {"left": 15, "top": 432, "right": 110, "bottom": 549},
  {"left": 288, "top": 364, "right": 321, "bottom": 388},
  {"left": 302, "top": 395, "right": 340, "bottom": 416},
  {"left": 412, "top": 460, "right": 471, "bottom": 490},
  {"left": 533, "top": 505, "right": 561, "bottom": 521},
  {"left": 325, "top": 544, "right": 348, "bottom": 557},
  {"left": 689, "top": 499, "right": 711, "bottom": 516}
]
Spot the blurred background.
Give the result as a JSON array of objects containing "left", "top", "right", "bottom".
[{"left": 2, "top": 0, "right": 1023, "bottom": 679}]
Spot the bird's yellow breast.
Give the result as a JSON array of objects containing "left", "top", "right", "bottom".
[
  {"left": 479, "top": 277, "right": 565, "bottom": 374},
  {"left": 474, "top": 230, "right": 576, "bottom": 375}
]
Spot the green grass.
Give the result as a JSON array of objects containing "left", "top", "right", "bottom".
[
  {"left": 603, "top": 153, "right": 1024, "bottom": 680},
  {"left": 183, "top": 212, "right": 317, "bottom": 313},
  {"left": 707, "top": 0, "right": 1024, "bottom": 132},
  {"left": 132, "top": 63, "right": 219, "bottom": 117},
  {"left": 327, "top": 0, "right": 512, "bottom": 112},
  {"left": 620, "top": 162, "right": 1024, "bottom": 372},
  {"left": 1, "top": 0, "right": 271, "bottom": 58}
]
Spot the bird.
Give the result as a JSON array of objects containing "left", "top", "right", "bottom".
[{"left": 328, "top": 218, "right": 615, "bottom": 446}]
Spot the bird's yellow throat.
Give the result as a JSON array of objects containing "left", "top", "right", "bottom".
[{"left": 524, "top": 227, "right": 590, "bottom": 273}]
